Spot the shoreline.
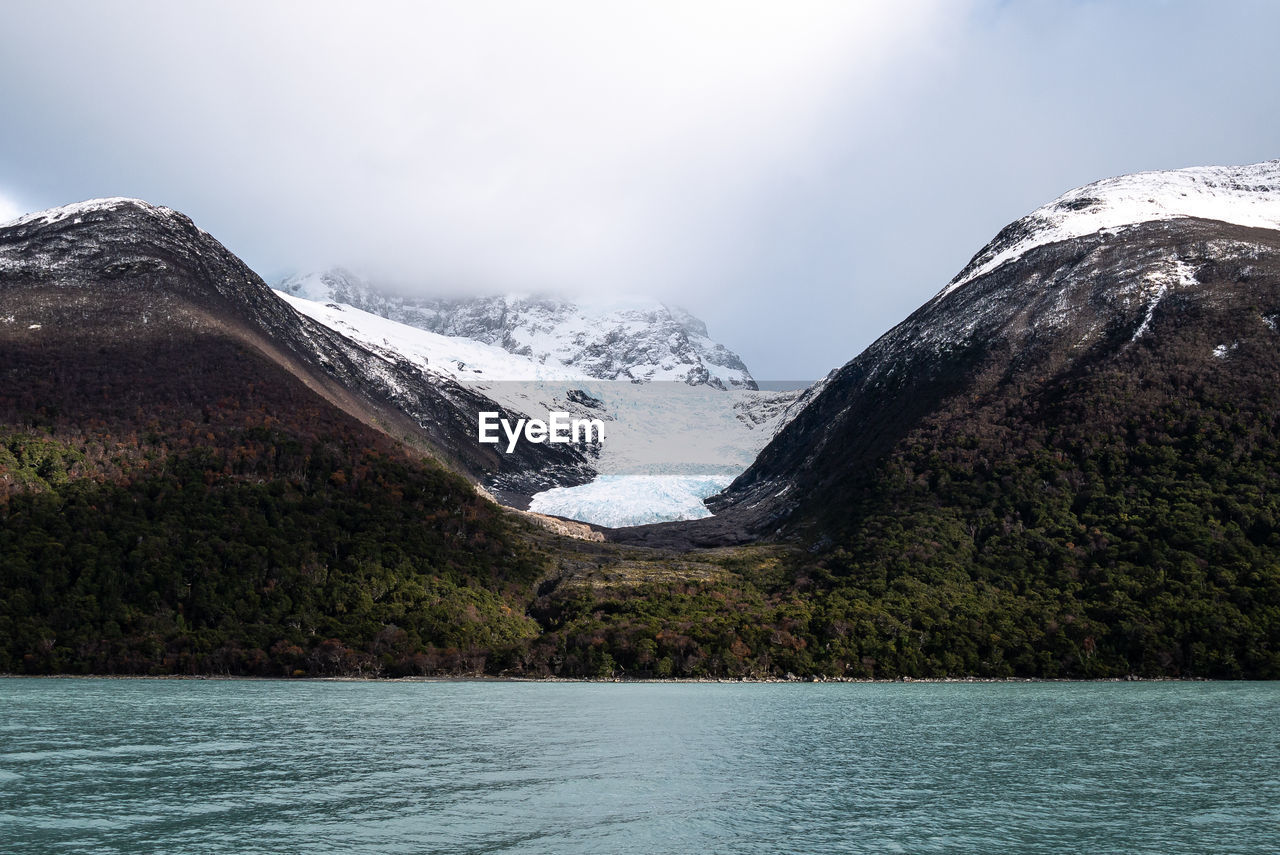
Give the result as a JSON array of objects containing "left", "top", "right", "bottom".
[{"left": 0, "top": 673, "right": 1231, "bottom": 684}]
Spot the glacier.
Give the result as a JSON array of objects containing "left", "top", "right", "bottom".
[{"left": 529, "top": 474, "right": 735, "bottom": 527}]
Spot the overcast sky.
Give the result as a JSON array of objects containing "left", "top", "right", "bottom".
[{"left": 2, "top": 1, "right": 1279, "bottom": 378}]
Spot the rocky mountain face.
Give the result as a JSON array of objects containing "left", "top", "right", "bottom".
[
  {"left": 279, "top": 269, "right": 757, "bottom": 390},
  {"left": 709, "top": 216, "right": 1280, "bottom": 530},
  {"left": 0, "top": 199, "right": 593, "bottom": 501},
  {"left": 705, "top": 159, "right": 1280, "bottom": 533}
]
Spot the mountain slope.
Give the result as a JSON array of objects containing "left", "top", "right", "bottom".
[
  {"left": 603, "top": 162, "right": 1280, "bottom": 677},
  {"left": 0, "top": 198, "right": 581, "bottom": 675},
  {"left": 713, "top": 161, "right": 1280, "bottom": 532},
  {"left": 279, "top": 269, "right": 757, "bottom": 389},
  {"left": 0, "top": 199, "right": 592, "bottom": 501}
]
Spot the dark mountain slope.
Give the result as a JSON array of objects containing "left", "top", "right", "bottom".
[
  {"left": 605, "top": 169, "right": 1280, "bottom": 676},
  {"left": 0, "top": 199, "right": 591, "bottom": 500},
  {"left": 708, "top": 160, "right": 1280, "bottom": 536},
  {"left": 0, "top": 200, "right": 567, "bottom": 675},
  {"left": 711, "top": 218, "right": 1280, "bottom": 532}
]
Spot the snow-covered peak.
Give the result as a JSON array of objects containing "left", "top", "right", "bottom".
[
  {"left": 276, "top": 290, "right": 592, "bottom": 383},
  {"left": 3, "top": 197, "right": 178, "bottom": 229},
  {"left": 278, "top": 269, "right": 757, "bottom": 390},
  {"left": 278, "top": 268, "right": 366, "bottom": 303},
  {"left": 942, "top": 159, "right": 1280, "bottom": 297}
]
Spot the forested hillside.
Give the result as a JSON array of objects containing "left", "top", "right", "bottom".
[{"left": 4, "top": 183, "right": 1279, "bottom": 680}]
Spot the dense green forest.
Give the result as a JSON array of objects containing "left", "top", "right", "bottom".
[
  {"left": 3, "top": 380, "right": 1277, "bottom": 681},
  {"left": 2, "top": 307, "right": 1278, "bottom": 680},
  {"left": 0, "top": 330, "right": 548, "bottom": 677},
  {"left": 0, "top": 424, "right": 550, "bottom": 676}
]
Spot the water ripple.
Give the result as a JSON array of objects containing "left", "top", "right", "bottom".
[{"left": 1, "top": 679, "right": 1277, "bottom": 854}]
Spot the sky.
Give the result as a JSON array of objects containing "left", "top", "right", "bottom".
[{"left": 2, "top": 0, "right": 1279, "bottom": 379}]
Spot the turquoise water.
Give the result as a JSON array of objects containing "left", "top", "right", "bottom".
[{"left": 1, "top": 679, "right": 1277, "bottom": 853}]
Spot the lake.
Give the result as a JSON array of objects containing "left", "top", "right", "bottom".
[{"left": 2, "top": 679, "right": 1277, "bottom": 853}]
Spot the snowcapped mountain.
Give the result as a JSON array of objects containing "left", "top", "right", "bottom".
[
  {"left": 275, "top": 292, "right": 592, "bottom": 384},
  {"left": 0, "top": 197, "right": 595, "bottom": 502},
  {"left": 277, "top": 288, "right": 805, "bottom": 526},
  {"left": 612, "top": 158, "right": 1280, "bottom": 546},
  {"left": 942, "top": 159, "right": 1280, "bottom": 297},
  {"left": 278, "top": 269, "right": 756, "bottom": 390}
]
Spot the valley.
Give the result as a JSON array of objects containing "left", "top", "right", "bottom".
[{"left": 3, "top": 161, "right": 1280, "bottom": 679}]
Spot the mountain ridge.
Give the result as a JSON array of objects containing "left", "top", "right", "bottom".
[
  {"left": 279, "top": 268, "right": 758, "bottom": 390},
  {"left": 607, "top": 160, "right": 1280, "bottom": 549},
  {"left": 0, "top": 197, "right": 595, "bottom": 501},
  {"left": 942, "top": 158, "right": 1280, "bottom": 297}
]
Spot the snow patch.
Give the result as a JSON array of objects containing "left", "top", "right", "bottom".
[
  {"left": 278, "top": 269, "right": 757, "bottom": 389},
  {"left": 942, "top": 160, "right": 1280, "bottom": 297},
  {"left": 4, "top": 198, "right": 174, "bottom": 229},
  {"left": 277, "top": 291, "right": 590, "bottom": 383},
  {"left": 1130, "top": 258, "right": 1197, "bottom": 342},
  {"left": 1131, "top": 284, "right": 1167, "bottom": 343}
]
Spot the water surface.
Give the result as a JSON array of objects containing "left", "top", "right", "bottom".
[{"left": 2, "top": 679, "right": 1276, "bottom": 853}]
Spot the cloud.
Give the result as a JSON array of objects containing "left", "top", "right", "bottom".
[
  {"left": 0, "top": 1, "right": 955, "bottom": 294},
  {"left": 0, "top": 190, "right": 21, "bottom": 224},
  {"left": 2, "top": 1, "right": 1279, "bottom": 378}
]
